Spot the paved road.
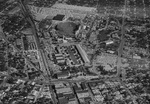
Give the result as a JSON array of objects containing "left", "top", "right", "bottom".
[
  {"left": 116, "top": 0, "right": 127, "bottom": 77},
  {"left": 20, "top": 0, "right": 57, "bottom": 104},
  {"left": 1, "top": 1, "right": 138, "bottom": 104},
  {"left": 17, "top": 1, "right": 57, "bottom": 103}
]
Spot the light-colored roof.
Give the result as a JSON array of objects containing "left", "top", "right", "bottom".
[
  {"left": 21, "top": 28, "right": 33, "bottom": 35},
  {"left": 76, "top": 44, "right": 90, "bottom": 63},
  {"left": 52, "top": 3, "right": 96, "bottom": 12}
]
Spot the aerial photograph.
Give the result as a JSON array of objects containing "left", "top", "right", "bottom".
[{"left": 0, "top": 0, "right": 150, "bottom": 104}]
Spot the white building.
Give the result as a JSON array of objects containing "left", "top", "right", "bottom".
[{"left": 75, "top": 44, "right": 90, "bottom": 64}]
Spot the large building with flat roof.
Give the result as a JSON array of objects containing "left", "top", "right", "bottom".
[
  {"left": 52, "top": 14, "right": 65, "bottom": 21},
  {"left": 75, "top": 44, "right": 90, "bottom": 64}
]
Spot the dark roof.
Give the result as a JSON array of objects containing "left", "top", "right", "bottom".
[
  {"left": 55, "top": 22, "right": 80, "bottom": 37},
  {"left": 88, "top": 82, "right": 97, "bottom": 88},
  {"left": 97, "top": 30, "right": 110, "bottom": 42},
  {"left": 64, "top": 93, "right": 75, "bottom": 100},
  {"left": 73, "top": 83, "right": 82, "bottom": 91},
  {"left": 57, "top": 93, "right": 64, "bottom": 98},
  {"left": 53, "top": 14, "right": 65, "bottom": 21},
  {"left": 22, "top": 37, "right": 28, "bottom": 50},
  {"left": 80, "top": 82, "right": 87, "bottom": 90},
  {"left": 39, "top": 19, "right": 52, "bottom": 31},
  {"left": 84, "top": 97, "right": 92, "bottom": 102},
  {"left": 76, "top": 90, "right": 88, "bottom": 94},
  {"left": 58, "top": 98, "right": 68, "bottom": 104}
]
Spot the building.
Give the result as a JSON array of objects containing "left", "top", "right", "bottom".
[
  {"left": 75, "top": 44, "right": 90, "bottom": 64},
  {"left": 57, "top": 45, "right": 84, "bottom": 67},
  {"left": 77, "top": 90, "right": 89, "bottom": 98},
  {"left": 68, "top": 100, "right": 76, "bottom": 104},
  {"left": 105, "top": 40, "right": 114, "bottom": 45},
  {"left": 55, "top": 83, "right": 69, "bottom": 88},
  {"left": 56, "top": 87, "right": 72, "bottom": 93},
  {"left": 95, "top": 95, "right": 104, "bottom": 102},
  {"left": 16, "top": 38, "right": 22, "bottom": 46},
  {"left": 21, "top": 28, "right": 33, "bottom": 35},
  {"left": 22, "top": 35, "right": 37, "bottom": 51},
  {"left": 84, "top": 97, "right": 92, "bottom": 102},
  {"left": 54, "top": 53, "right": 66, "bottom": 65},
  {"left": 39, "top": 19, "right": 52, "bottom": 31},
  {"left": 53, "top": 14, "right": 65, "bottom": 21},
  {"left": 22, "top": 36, "right": 28, "bottom": 51},
  {"left": 88, "top": 82, "right": 98, "bottom": 89},
  {"left": 57, "top": 71, "right": 70, "bottom": 79},
  {"left": 64, "top": 93, "right": 75, "bottom": 100},
  {"left": 55, "top": 21, "right": 80, "bottom": 38},
  {"left": 43, "top": 31, "right": 51, "bottom": 39},
  {"left": 58, "top": 97, "right": 68, "bottom": 104},
  {"left": 80, "top": 82, "right": 87, "bottom": 90}
]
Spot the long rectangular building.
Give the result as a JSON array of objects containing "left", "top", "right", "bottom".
[{"left": 75, "top": 44, "right": 90, "bottom": 64}]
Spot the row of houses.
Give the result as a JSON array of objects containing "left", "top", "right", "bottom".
[
  {"left": 54, "top": 82, "right": 76, "bottom": 104},
  {"left": 54, "top": 44, "right": 90, "bottom": 67}
]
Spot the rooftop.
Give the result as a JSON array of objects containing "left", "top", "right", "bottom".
[
  {"left": 58, "top": 97, "right": 68, "bottom": 104},
  {"left": 53, "top": 14, "right": 65, "bottom": 21},
  {"left": 75, "top": 44, "right": 90, "bottom": 63},
  {"left": 21, "top": 28, "right": 33, "bottom": 35}
]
